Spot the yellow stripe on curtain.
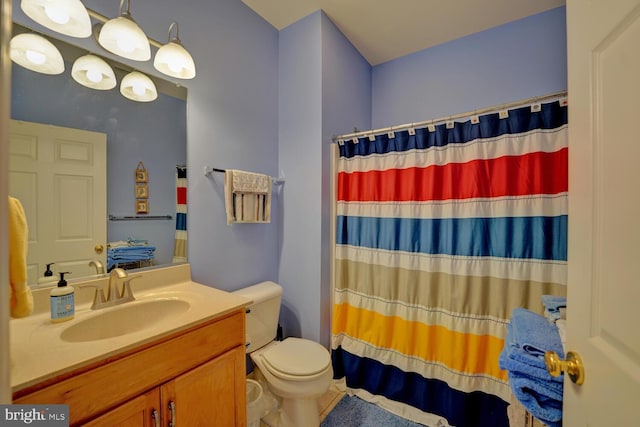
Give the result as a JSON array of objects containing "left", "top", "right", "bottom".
[{"left": 333, "top": 302, "right": 507, "bottom": 381}]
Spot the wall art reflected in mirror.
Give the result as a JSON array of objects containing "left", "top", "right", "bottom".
[{"left": 9, "top": 23, "right": 187, "bottom": 287}]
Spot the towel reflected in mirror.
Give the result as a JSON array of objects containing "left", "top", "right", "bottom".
[{"left": 8, "top": 196, "right": 33, "bottom": 318}]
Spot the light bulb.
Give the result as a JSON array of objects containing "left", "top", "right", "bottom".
[
  {"left": 25, "top": 49, "right": 46, "bottom": 65},
  {"left": 44, "top": 5, "right": 70, "bottom": 25},
  {"left": 168, "top": 59, "right": 184, "bottom": 74},
  {"left": 116, "top": 38, "right": 136, "bottom": 54},
  {"left": 86, "top": 68, "right": 103, "bottom": 83},
  {"left": 132, "top": 81, "right": 146, "bottom": 96}
]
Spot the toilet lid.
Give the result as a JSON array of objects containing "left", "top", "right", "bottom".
[{"left": 262, "top": 337, "right": 331, "bottom": 378}]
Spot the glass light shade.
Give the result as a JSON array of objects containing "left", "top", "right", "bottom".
[
  {"left": 120, "top": 71, "right": 157, "bottom": 102},
  {"left": 10, "top": 33, "right": 64, "bottom": 75},
  {"left": 97, "top": 15, "right": 150, "bottom": 61},
  {"left": 21, "top": 0, "right": 91, "bottom": 38},
  {"left": 154, "top": 41, "right": 196, "bottom": 79},
  {"left": 71, "top": 54, "right": 116, "bottom": 90}
]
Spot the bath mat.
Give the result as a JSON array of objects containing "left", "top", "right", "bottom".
[{"left": 321, "top": 395, "right": 427, "bottom": 427}]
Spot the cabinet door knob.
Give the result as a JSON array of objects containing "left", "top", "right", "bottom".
[{"left": 151, "top": 409, "right": 160, "bottom": 427}]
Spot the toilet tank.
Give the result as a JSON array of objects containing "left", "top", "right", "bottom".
[{"left": 232, "top": 281, "right": 282, "bottom": 353}]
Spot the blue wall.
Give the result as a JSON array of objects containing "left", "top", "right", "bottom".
[
  {"left": 320, "top": 13, "right": 371, "bottom": 345},
  {"left": 177, "top": 0, "right": 280, "bottom": 289},
  {"left": 371, "top": 7, "right": 567, "bottom": 127},
  {"left": 278, "top": 12, "right": 323, "bottom": 341},
  {"left": 278, "top": 11, "right": 371, "bottom": 344}
]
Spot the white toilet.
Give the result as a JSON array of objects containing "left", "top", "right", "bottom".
[{"left": 234, "top": 281, "right": 333, "bottom": 427}]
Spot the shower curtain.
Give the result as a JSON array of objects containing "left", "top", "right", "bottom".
[
  {"left": 332, "top": 100, "right": 568, "bottom": 427},
  {"left": 172, "top": 166, "right": 187, "bottom": 263}
]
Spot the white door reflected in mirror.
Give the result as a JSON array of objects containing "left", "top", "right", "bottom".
[{"left": 8, "top": 119, "right": 107, "bottom": 286}]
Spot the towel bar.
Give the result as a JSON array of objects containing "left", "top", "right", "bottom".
[
  {"left": 108, "top": 215, "right": 173, "bottom": 221},
  {"left": 203, "top": 166, "right": 284, "bottom": 184}
]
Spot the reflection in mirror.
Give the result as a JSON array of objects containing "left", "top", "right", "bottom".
[{"left": 9, "top": 23, "right": 187, "bottom": 287}]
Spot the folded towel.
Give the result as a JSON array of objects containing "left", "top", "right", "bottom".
[
  {"left": 508, "top": 371, "right": 563, "bottom": 427},
  {"left": 541, "top": 295, "right": 566, "bottom": 313},
  {"left": 8, "top": 197, "right": 33, "bottom": 318},
  {"left": 510, "top": 308, "right": 565, "bottom": 358},
  {"left": 542, "top": 295, "right": 567, "bottom": 323},
  {"left": 500, "top": 325, "right": 563, "bottom": 384},
  {"left": 224, "top": 169, "right": 272, "bottom": 224},
  {"left": 107, "top": 245, "right": 156, "bottom": 269}
]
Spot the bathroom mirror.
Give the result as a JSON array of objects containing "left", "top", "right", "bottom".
[{"left": 9, "top": 23, "right": 187, "bottom": 287}]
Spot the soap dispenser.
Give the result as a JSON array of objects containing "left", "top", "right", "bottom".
[
  {"left": 50, "top": 272, "right": 74, "bottom": 323},
  {"left": 38, "top": 262, "right": 56, "bottom": 285}
]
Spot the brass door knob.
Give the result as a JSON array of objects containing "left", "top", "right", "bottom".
[
  {"left": 545, "top": 350, "right": 585, "bottom": 385},
  {"left": 94, "top": 244, "right": 104, "bottom": 254}
]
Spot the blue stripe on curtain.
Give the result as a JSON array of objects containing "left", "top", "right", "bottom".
[
  {"left": 332, "top": 347, "right": 510, "bottom": 427},
  {"left": 339, "top": 102, "right": 568, "bottom": 158},
  {"left": 337, "top": 215, "right": 568, "bottom": 261},
  {"left": 176, "top": 212, "right": 187, "bottom": 231}
]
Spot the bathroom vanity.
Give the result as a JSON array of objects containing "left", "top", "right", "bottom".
[{"left": 10, "top": 264, "right": 250, "bottom": 426}]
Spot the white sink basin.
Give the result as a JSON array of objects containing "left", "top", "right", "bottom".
[{"left": 61, "top": 298, "right": 191, "bottom": 343}]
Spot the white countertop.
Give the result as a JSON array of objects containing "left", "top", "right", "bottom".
[{"left": 10, "top": 264, "right": 250, "bottom": 392}]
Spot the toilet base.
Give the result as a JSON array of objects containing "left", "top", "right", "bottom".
[
  {"left": 261, "top": 397, "right": 320, "bottom": 427},
  {"left": 280, "top": 396, "right": 320, "bottom": 427},
  {"left": 253, "top": 367, "right": 327, "bottom": 427}
]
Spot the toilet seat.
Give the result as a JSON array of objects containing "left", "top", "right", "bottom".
[{"left": 261, "top": 338, "right": 331, "bottom": 382}]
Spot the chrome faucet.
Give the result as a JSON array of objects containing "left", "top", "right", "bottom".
[{"left": 88, "top": 260, "right": 105, "bottom": 275}]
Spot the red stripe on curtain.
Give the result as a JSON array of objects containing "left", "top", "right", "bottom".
[
  {"left": 177, "top": 187, "right": 187, "bottom": 205},
  {"left": 338, "top": 148, "right": 567, "bottom": 202}
]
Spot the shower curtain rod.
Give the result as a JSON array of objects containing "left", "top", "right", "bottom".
[{"left": 332, "top": 90, "right": 568, "bottom": 142}]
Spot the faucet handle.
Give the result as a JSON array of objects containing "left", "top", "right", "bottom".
[
  {"left": 79, "top": 284, "right": 107, "bottom": 310},
  {"left": 121, "top": 275, "right": 143, "bottom": 301}
]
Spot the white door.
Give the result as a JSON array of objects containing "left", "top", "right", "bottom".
[
  {"left": 565, "top": 0, "right": 640, "bottom": 424},
  {"left": 8, "top": 120, "right": 107, "bottom": 285}
]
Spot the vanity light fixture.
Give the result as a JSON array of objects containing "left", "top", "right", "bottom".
[
  {"left": 120, "top": 71, "right": 157, "bottom": 102},
  {"left": 71, "top": 54, "right": 117, "bottom": 90},
  {"left": 153, "top": 22, "right": 196, "bottom": 79},
  {"left": 97, "top": 0, "right": 150, "bottom": 61},
  {"left": 20, "top": 0, "right": 92, "bottom": 38},
  {"left": 10, "top": 33, "right": 64, "bottom": 75}
]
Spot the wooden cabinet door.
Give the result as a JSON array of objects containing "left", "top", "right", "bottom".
[
  {"left": 161, "top": 346, "right": 246, "bottom": 427},
  {"left": 82, "top": 388, "right": 160, "bottom": 427}
]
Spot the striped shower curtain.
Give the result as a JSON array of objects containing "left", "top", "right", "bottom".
[
  {"left": 332, "top": 100, "right": 568, "bottom": 426},
  {"left": 172, "top": 166, "right": 187, "bottom": 263}
]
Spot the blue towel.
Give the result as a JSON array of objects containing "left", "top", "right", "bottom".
[
  {"left": 499, "top": 325, "right": 563, "bottom": 383},
  {"left": 510, "top": 308, "right": 565, "bottom": 358},
  {"left": 542, "top": 295, "right": 567, "bottom": 322},
  {"left": 541, "top": 295, "right": 566, "bottom": 313},
  {"left": 508, "top": 371, "right": 563, "bottom": 427},
  {"left": 107, "top": 245, "right": 156, "bottom": 269},
  {"left": 501, "top": 309, "right": 565, "bottom": 427}
]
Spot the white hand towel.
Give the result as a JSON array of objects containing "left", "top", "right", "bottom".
[{"left": 225, "top": 169, "right": 272, "bottom": 224}]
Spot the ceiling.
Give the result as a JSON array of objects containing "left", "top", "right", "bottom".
[{"left": 241, "top": 0, "right": 565, "bottom": 65}]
